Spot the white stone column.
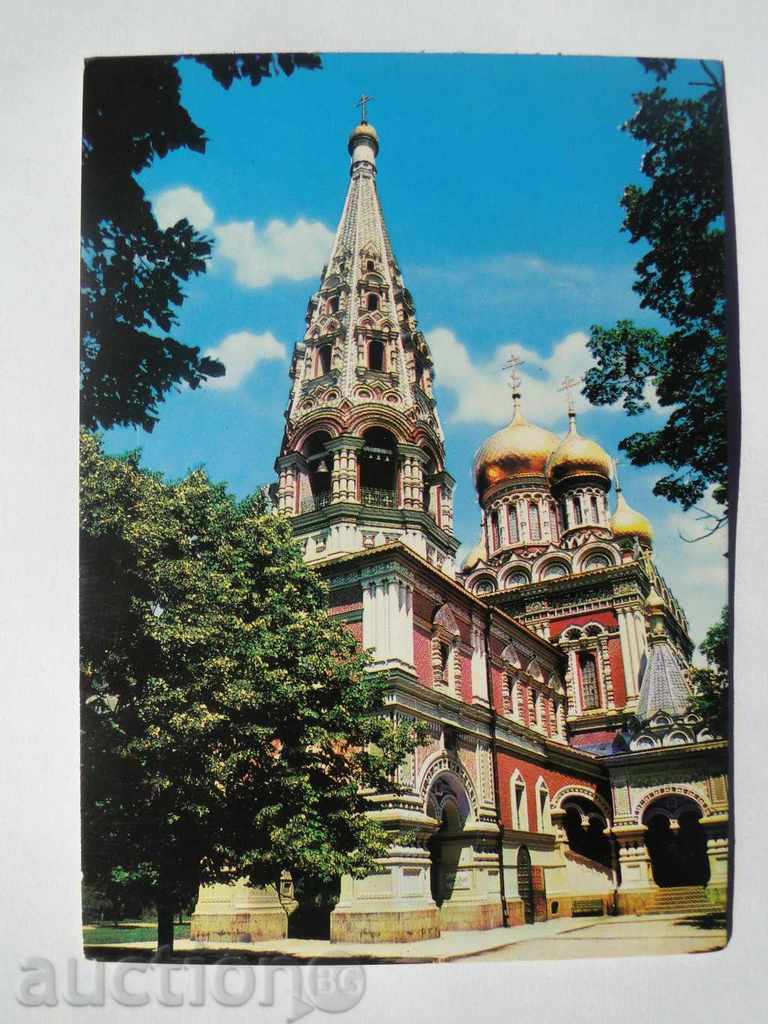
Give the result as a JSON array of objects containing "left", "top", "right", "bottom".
[
  {"left": 618, "top": 607, "right": 641, "bottom": 696},
  {"left": 470, "top": 618, "right": 489, "bottom": 706}
]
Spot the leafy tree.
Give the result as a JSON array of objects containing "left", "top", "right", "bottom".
[
  {"left": 690, "top": 606, "right": 729, "bottom": 737},
  {"left": 80, "top": 431, "right": 419, "bottom": 954},
  {"left": 583, "top": 58, "right": 729, "bottom": 524},
  {"left": 81, "top": 53, "right": 320, "bottom": 433}
]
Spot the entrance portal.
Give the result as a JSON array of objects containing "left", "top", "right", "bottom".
[
  {"left": 644, "top": 796, "right": 710, "bottom": 888},
  {"left": 426, "top": 773, "right": 469, "bottom": 908},
  {"left": 517, "top": 845, "right": 534, "bottom": 924}
]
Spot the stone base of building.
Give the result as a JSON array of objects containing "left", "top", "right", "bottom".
[
  {"left": 503, "top": 898, "right": 526, "bottom": 927},
  {"left": 330, "top": 905, "right": 441, "bottom": 944},
  {"left": 544, "top": 893, "right": 614, "bottom": 920},
  {"left": 190, "top": 881, "right": 291, "bottom": 943},
  {"left": 438, "top": 899, "right": 503, "bottom": 932}
]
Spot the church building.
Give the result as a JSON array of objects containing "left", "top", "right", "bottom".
[{"left": 191, "top": 115, "right": 729, "bottom": 945}]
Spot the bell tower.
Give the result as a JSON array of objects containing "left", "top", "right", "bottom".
[{"left": 274, "top": 112, "right": 458, "bottom": 573}]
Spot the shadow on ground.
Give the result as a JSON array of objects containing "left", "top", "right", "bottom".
[
  {"left": 674, "top": 912, "right": 728, "bottom": 931},
  {"left": 83, "top": 945, "right": 427, "bottom": 965}
]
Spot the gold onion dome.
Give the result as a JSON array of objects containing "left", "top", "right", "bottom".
[
  {"left": 462, "top": 540, "right": 486, "bottom": 572},
  {"left": 611, "top": 490, "right": 653, "bottom": 546},
  {"left": 547, "top": 418, "right": 613, "bottom": 488},
  {"left": 473, "top": 403, "right": 560, "bottom": 500},
  {"left": 645, "top": 585, "right": 666, "bottom": 611},
  {"left": 348, "top": 121, "right": 379, "bottom": 154}
]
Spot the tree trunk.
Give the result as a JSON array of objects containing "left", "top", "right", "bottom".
[{"left": 157, "top": 897, "right": 175, "bottom": 957}]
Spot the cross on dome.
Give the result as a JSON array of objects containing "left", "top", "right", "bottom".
[
  {"left": 558, "top": 374, "right": 583, "bottom": 420},
  {"left": 355, "top": 93, "right": 375, "bottom": 122},
  {"left": 503, "top": 354, "right": 525, "bottom": 413}
]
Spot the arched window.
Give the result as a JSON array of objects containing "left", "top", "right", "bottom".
[
  {"left": 579, "top": 652, "right": 599, "bottom": 710},
  {"left": 368, "top": 339, "right": 385, "bottom": 371},
  {"left": 584, "top": 552, "right": 611, "bottom": 571},
  {"left": 366, "top": 293, "right": 379, "bottom": 312},
  {"left": 327, "top": 296, "right": 339, "bottom": 314},
  {"left": 511, "top": 772, "right": 529, "bottom": 830},
  {"left": 590, "top": 495, "right": 599, "bottom": 523},
  {"left": 529, "top": 502, "right": 541, "bottom": 541},
  {"left": 574, "top": 496, "right": 583, "bottom": 525},
  {"left": 474, "top": 578, "right": 495, "bottom": 596},
  {"left": 536, "top": 779, "right": 553, "bottom": 833},
  {"left": 432, "top": 605, "right": 461, "bottom": 695},
  {"left": 317, "top": 344, "right": 332, "bottom": 376},
  {"left": 302, "top": 432, "right": 333, "bottom": 511},
  {"left": 366, "top": 259, "right": 375, "bottom": 272},
  {"left": 507, "top": 504, "right": 519, "bottom": 543},
  {"left": 542, "top": 562, "right": 568, "bottom": 580},
  {"left": 490, "top": 508, "right": 501, "bottom": 549},
  {"left": 506, "top": 571, "right": 529, "bottom": 588},
  {"left": 549, "top": 500, "right": 559, "bottom": 540},
  {"left": 360, "top": 427, "right": 396, "bottom": 507}
]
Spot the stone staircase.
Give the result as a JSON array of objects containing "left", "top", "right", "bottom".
[{"left": 646, "top": 886, "right": 715, "bottom": 916}]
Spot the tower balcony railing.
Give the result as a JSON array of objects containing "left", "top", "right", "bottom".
[
  {"left": 361, "top": 486, "right": 396, "bottom": 509},
  {"left": 300, "top": 491, "right": 332, "bottom": 513}
]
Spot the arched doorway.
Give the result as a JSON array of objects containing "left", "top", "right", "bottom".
[
  {"left": 517, "top": 846, "right": 534, "bottom": 924},
  {"left": 425, "top": 772, "right": 471, "bottom": 910},
  {"left": 563, "top": 798, "right": 612, "bottom": 870},
  {"left": 643, "top": 796, "right": 710, "bottom": 888}
]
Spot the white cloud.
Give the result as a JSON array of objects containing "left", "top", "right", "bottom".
[
  {"left": 152, "top": 186, "right": 334, "bottom": 289},
  {"left": 153, "top": 187, "right": 215, "bottom": 231},
  {"left": 204, "top": 331, "right": 286, "bottom": 391},
  {"left": 426, "top": 327, "right": 600, "bottom": 427},
  {"left": 214, "top": 217, "right": 335, "bottom": 288}
]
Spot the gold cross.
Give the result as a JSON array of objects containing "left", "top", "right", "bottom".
[
  {"left": 356, "top": 94, "right": 375, "bottom": 122},
  {"left": 503, "top": 354, "right": 525, "bottom": 395},
  {"left": 613, "top": 457, "right": 624, "bottom": 489},
  {"left": 558, "top": 374, "right": 583, "bottom": 415}
]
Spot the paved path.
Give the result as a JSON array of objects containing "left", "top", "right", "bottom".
[
  {"left": 456, "top": 914, "right": 728, "bottom": 961},
  {"left": 86, "top": 912, "right": 727, "bottom": 964}
]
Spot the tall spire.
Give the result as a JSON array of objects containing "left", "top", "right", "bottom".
[{"left": 274, "top": 114, "right": 457, "bottom": 571}]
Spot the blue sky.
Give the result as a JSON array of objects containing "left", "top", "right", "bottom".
[{"left": 101, "top": 53, "right": 727, "bottom": 651}]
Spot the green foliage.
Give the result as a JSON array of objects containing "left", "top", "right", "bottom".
[
  {"left": 81, "top": 53, "right": 320, "bottom": 433},
  {"left": 84, "top": 922, "right": 190, "bottom": 946},
  {"left": 690, "top": 606, "right": 729, "bottom": 737},
  {"left": 81, "top": 431, "right": 419, "bottom": 939},
  {"left": 583, "top": 59, "right": 728, "bottom": 517}
]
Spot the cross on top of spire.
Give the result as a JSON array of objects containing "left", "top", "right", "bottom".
[{"left": 356, "top": 94, "right": 374, "bottom": 122}]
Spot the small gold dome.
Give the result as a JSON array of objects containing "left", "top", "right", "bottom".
[
  {"left": 474, "top": 406, "right": 560, "bottom": 501},
  {"left": 645, "top": 585, "right": 665, "bottom": 611},
  {"left": 547, "top": 422, "right": 613, "bottom": 488},
  {"left": 348, "top": 121, "right": 379, "bottom": 154},
  {"left": 611, "top": 491, "right": 653, "bottom": 545},
  {"left": 462, "top": 540, "right": 486, "bottom": 571}
]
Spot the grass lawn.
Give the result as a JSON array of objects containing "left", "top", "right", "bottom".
[{"left": 83, "top": 921, "right": 190, "bottom": 945}]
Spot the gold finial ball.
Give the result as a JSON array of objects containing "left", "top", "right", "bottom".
[
  {"left": 473, "top": 408, "right": 560, "bottom": 501},
  {"left": 348, "top": 121, "right": 379, "bottom": 155}
]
